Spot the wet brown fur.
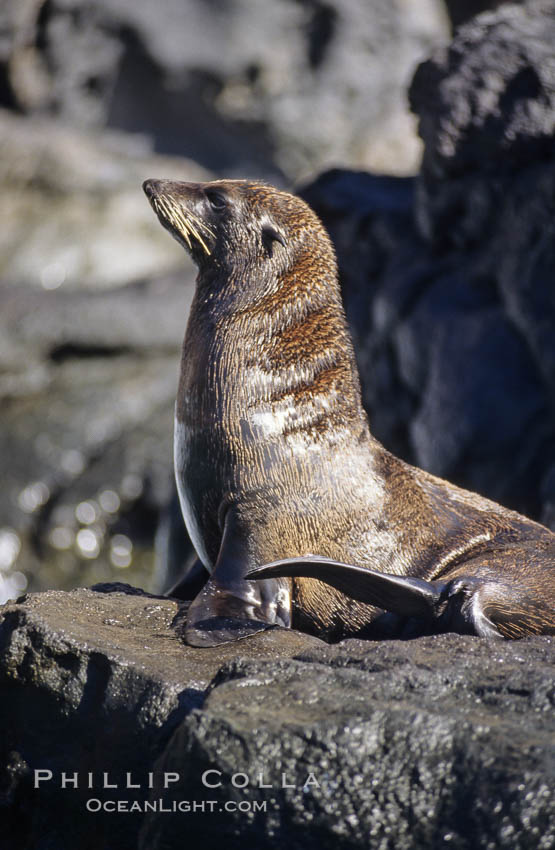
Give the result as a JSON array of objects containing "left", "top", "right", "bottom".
[{"left": 145, "top": 178, "right": 554, "bottom": 640}]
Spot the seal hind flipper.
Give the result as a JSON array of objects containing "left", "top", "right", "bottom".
[
  {"left": 185, "top": 512, "right": 292, "bottom": 647},
  {"left": 246, "top": 557, "right": 447, "bottom": 621},
  {"left": 437, "top": 575, "right": 555, "bottom": 639},
  {"left": 247, "top": 558, "right": 550, "bottom": 638}
]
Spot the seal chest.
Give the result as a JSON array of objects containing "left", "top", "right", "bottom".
[{"left": 143, "top": 178, "right": 555, "bottom": 644}]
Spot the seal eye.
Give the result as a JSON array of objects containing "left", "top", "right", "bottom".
[{"left": 205, "top": 190, "right": 227, "bottom": 212}]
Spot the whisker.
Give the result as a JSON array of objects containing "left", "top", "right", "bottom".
[
  {"left": 153, "top": 196, "right": 213, "bottom": 254},
  {"left": 172, "top": 209, "right": 195, "bottom": 250},
  {"left": 188, "top": 211, "right": 216, "bottom": 238},
  {"left": 184, "top": 219, "right": 211, "bottom": 255},
  {"left": 165, "top": 201, "right": 192, "bottom": 249}
]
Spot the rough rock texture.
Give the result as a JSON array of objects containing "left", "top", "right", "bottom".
[
  {"left": 0, "top": 585, "right": 321, "bottom": 849},
  {"left": 410, "top": 0, "right": 555, "bottom": 239},
  {"left": 443, "top": 0, "right": 522, "bottom": 30},
  {"left": 0, "top": 586, "right": 553, "bottom": 850},
  {"left": 0, "top": 0, "right": 449, "bottom": 180},
  {"left": 301, "top": 0, "right": 555, "bottom": 528}
]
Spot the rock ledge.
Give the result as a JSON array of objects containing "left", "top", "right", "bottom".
[{"left": 0, "top": 585, "right": 553, "bottom": 850}]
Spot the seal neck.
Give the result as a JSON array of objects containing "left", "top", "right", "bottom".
[{"left": 179, "top": 270, "right": 369, "bottom": 452}]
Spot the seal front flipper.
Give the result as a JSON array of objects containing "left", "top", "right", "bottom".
[{"left": 184, "top": 513, "right": 292, "bottom": 647}]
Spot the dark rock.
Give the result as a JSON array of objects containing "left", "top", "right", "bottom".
[
  {"left": 410, "top": 309, "right": 548, "bottom": 502},
  {"left": 409, "top": 0, "right": 555, "bottom": 243},
  {"left": 443, "top": 1, "right": 523, "bottom": 31},
  {"left": 492, "top": 165, "right": 555, "bottom": 395},
  {"left": 143, "top": 636, "right": 554, "bottom": 849},
  {"left": 541, "top": 463, "right": 555, "bottom": 528},
  {"left": 411, "top": 0, "right": 555, "bottom": 180},
  {"left": 1, "top": 586, "right": 553, "bottom": 849},
  {"left": 0, "top": 584, "right": 321, "bottom": 850}
]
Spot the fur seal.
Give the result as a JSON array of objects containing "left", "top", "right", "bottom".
[{"left": 143, "top": 177, "right": 555, "bottom": 645}]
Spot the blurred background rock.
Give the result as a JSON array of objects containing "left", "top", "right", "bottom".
[{"left": 0, "top": 0, "right": 552, "bottom": 603}]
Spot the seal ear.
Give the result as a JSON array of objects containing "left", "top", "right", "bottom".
[{"left": 262, "top": 225, "right": 287, "bottom": 257}]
